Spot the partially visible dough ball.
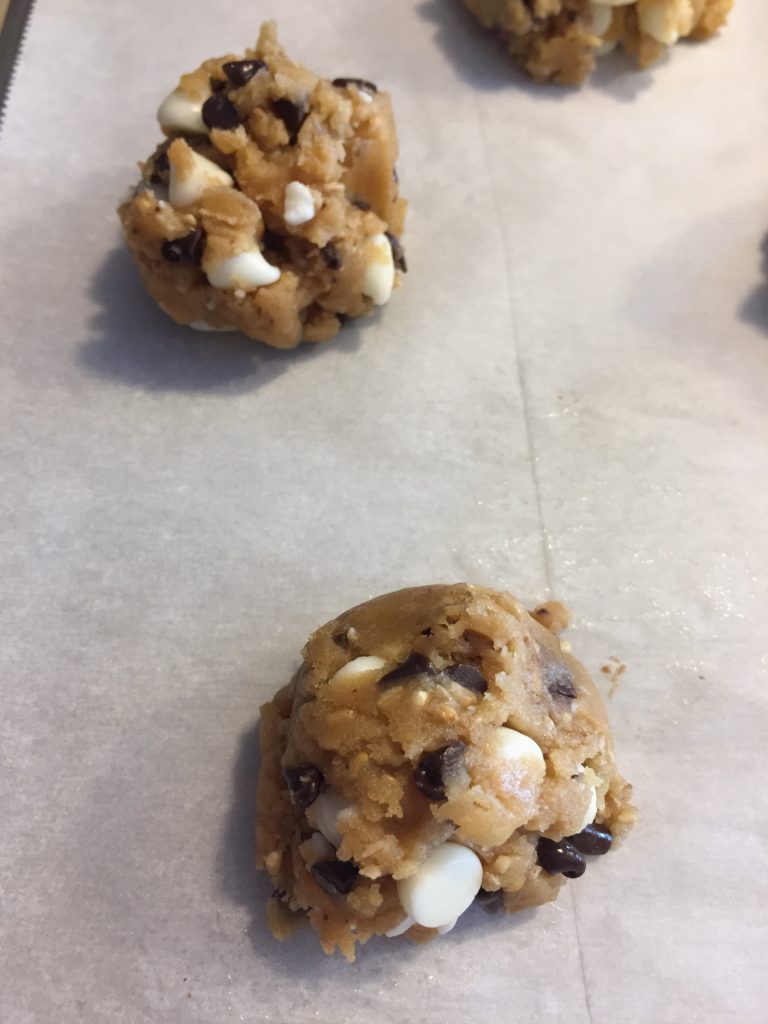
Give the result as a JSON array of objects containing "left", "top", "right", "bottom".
[
  {"left": 118, "top": 21, "right": 407, "bottom": 348},
  {"left": 463, "top": 0, "right": 734, "bottom": 86},
  {"left": 256, "top": 584, "right": 635, "bottom": 961}
]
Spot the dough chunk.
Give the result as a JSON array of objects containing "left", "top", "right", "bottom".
[
  {"left": 256, "top": 584, "right": 635, "bottom": 961},
  {"left": 463, "top": 0, "right": 734, "bottom": 86},
  {"left": 118, "top": 22, "right": 406, "bottom": 348}
]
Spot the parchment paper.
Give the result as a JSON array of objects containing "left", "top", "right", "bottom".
[{"left": 1, "top": 1, "right": 767, "bottom": 1021}]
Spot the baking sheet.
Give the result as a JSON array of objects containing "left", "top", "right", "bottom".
[{"left": 1, "top": 1, "right": 767, "bottom": 1021}]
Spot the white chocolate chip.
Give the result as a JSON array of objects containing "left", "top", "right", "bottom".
[
  {"left": 362, "top": 232, "right": 395, "bottom": 306},
  {"left": 205, "top": 250, "right": 281, "bottom": 292},
  {"left": 637, "top": 0, "right": 695, "bottom": 45},
  {"left": 589, "top": 3, "right": 613, "bottom": 37},
  {"left": 306, "top": 832, "right": 335, "bottom": 862},
  {"left": 189, "top": 320, "right": 236, "bottom": 332},
  {"left": 384, "top": 914, "right": 415, "bottom": 938},
  {"left": 283, "top": 181, "right": 316, "bottom": 226},
  {"left": 169, "top": 149, "right": 233, "bottom": 207},
  {"left": 576, "top": 786, "right": 598, "bottom": 833},
  {"left": 327, "top": 656, "right": 388, "bottom": 690},
  {"left": 487, "top": 726, "right": 546, "bottom": 787},
  {"left": 157, "top": 87, "right": 209, "bottom": 134},
  {"left": 307, "top": 787, "right": 353, "bottom": 848},
  {"left": 397, "top": 842, "right": 483, "bottom": 930}
]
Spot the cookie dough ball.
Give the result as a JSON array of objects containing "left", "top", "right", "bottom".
[
  {"left": 118, "top": 22, "right": 407, "bottom": 348},
  {"left": 463, "top": 0, "right": 733, "bottom": 86},
  {"left": 256, "top": 584, "right": 635, "bottom": 961}
]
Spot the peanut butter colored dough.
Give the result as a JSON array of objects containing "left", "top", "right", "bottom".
[
  {"left": 118, "top": 22, "right": 406, "bottom": 348},
  {"left": 463, "top": 0, "right": 733, "bottom": 86},
  {"left": 256, "top": 585, "right": 635, "bottom": 961}
]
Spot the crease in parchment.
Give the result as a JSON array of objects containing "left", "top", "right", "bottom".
[
  {"left": 474, "top": 109, "right": 555, "bottom": 595},
  {"left": 476, "top": 104, "right": 594, "bottom": 1024}
]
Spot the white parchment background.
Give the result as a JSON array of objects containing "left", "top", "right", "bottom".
[{"left": 1, "top": 1, "right": 767, "bottom": 1021}]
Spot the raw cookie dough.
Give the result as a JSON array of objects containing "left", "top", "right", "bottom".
[
  {"left": 463, "top": 0, "right": 734, "bottom": 85},
  {"left": 256, "top": 584, "right": 635, "bottom": 961},
  {"left": 118, "top": 22, "right": 407, "bottom": 348}
]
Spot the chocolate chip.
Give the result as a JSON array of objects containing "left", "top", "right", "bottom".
[
  {"left": 475, "top": 888, "right": 503, "bottom": 914},
  {"left": 331, "top": 627, "right": 350, "bottom": 647},
  {"left": 385, "top": 232, "right": 407, "bottom": 273},
  {"left": 320, "top": 243, "right": 342, "bottom": 271},
  {"left": 210, "top": 77, "right": 227, "bottom": 94},
  {"left": 413, "top": 742, "right": 466, "bottom": 802},
  {"left": 311, "top": 859, "right": 359, "bottom": 896},
  {"left": 222, "top": 58, "right": 267, "bottom": 87},
  {"left": 149, "top": 140, "right": 171, "bottom": 184},
  {"left": 544, "top": 661, "right": 576, "bottom": 700},
  {"left": 351, "top": 198, "right": 370, "bottom": 211},
  {"left": 161, "top": 227, "right": 206, "bottom": 266},
  {"left": 283, "top": 764, "right": 324, "bottom": 809},
  {"left": 378, "top": 652, "right": 436, "bottom": 687},
  {"left": 566, "top": 823, "right": 613, "bottom": 856},
  {"left": 536, "top": 837, "right": 586, "bottom": 878},
  {"left": 202, "top": 94, "right": 241, "bottom": 131},
  {"left": 442, "top": 663, "right": 487, "bottom": 694},
  {"left": 332, "top": 77, "right": 378, "bottom": 94},
  {"left": 261, "top": 229, "right": 288, "bottom": 257},
  {"left": 271, "top": 97, "right": 309, "bottom": 144}
]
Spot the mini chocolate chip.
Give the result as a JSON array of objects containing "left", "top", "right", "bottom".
[
  {"left": 320, "top": 243, "right": 342, "bottom": 270},
  {"left": 378, "top": 652, "right": 436, "bottom": 687},
  {"left": 210, "top": 77, "right": 227, "bottom": 94},
  {"left": 202, "top": 94, "right": 241, "bottom": 131},
  {"left": 332, "top": 77, "right": 378, "bottom": 94},
  {"left": 283, "top": 764, "right": 324, "bottom": 809},
  {"left": 331, "top": 627, "right": 350, "bottom": 647},
  {"left": 442, "top": 663, "right": 488, "bottom": 694},
  {"left": 161, "top": 227, "right": 206, "bottom": 266},
  {"left": 475, "top": 888, "right": 503, "bottom": 914},
  {"left": 536, "top": 837, "right": 586, "bottom": 878},
  {"left": 413, "top": 742, "right": 466, "bottom": 802},
  {"left": 544, "top": 661, "right": 577, "bottom": 700},
  {"left": 261, "top": 229, "right": 288, "bottom": 257},
  {"left": 311, "top": 859, "right": 359, "bottom": 896},
  {"left": 271, "top": 97, "right": 309, "bottom": 144},
  {"left": 420, "top": 627, "right": 433, "bottom": 637},
  {"left": 336, "top": 313, "right": 349, "bottom": 326},
  {"left": 222, "top": 58, "right": 267, "bottom": 87},
  {"left": 149, "top": 140, "right": 171, "bottom": 184},
  {"left": 385, "top": 232, "right": 407, "bottom": 273},
  {"left": 351, "top": 198, "right": 370, "bottom": 211},
  {"left": 566, "top": 823, "right": 613, "bottom": 856}
]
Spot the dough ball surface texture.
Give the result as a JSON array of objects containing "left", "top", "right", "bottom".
[
  {"left": 256, "top": 584, "right": 635, "bottom": 961},
  {"left": 463, "top": 0, "right": 733, "bottom": 86},
  {"left": 118, "top": 22, "right": 406, "bottom": 348}
]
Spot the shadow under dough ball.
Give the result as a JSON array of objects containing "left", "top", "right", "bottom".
[
  {"left": 256, "top": 583, "right": 636, "bottom": 962},
  {"left": 118, "top": 20, "right": 407, "bottom": 348}
]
